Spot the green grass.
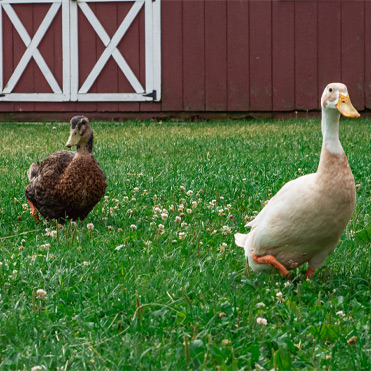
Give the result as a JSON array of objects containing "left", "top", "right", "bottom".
[{"left": 0, "top": 119, "right": 371, "bottom": 370}]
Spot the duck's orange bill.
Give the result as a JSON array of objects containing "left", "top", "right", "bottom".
[{"left": 336, "top": 93, "right": 360, "bottom": 118}]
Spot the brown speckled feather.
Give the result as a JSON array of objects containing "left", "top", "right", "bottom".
[{"left": 25, "top": 117, "right": 107, "bottom": 221}]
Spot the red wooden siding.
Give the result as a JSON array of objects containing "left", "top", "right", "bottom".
[{"left": 1, "top": 0, "right": 371, "bottom": 119}]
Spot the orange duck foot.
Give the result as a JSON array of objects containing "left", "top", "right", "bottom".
[
  {"left": 27, "top": 199, "right": 40, "bottom": 222},
  {"left": 252, "top": 252, "right": 290, "bottom": 278},
  {"left": 305, "top": 267, "right": 315, "bottom": 279}
]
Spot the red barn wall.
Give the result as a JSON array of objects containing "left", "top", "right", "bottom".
[{"left": 1, "top": 0, "right": 370, "bottom": 120}]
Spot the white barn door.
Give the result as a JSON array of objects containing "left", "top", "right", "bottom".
[
  {"left": 0, "top": 0, "right": 161, "bottom": 102},
  {"left": 0, "top": 0, "right": 70, "bottom": 101}
]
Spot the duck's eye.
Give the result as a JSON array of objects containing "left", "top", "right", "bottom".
[{"left": 329, "top": 87, "right": 333, "bottom": 92}]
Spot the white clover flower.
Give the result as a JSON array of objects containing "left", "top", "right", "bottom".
[
  {"left": 186, "top": 190, "right": 193, "bottom": 197},
  {"left": 13, "top": 270, "right": 18, "bottom": 275},
  {"left": 40, "top": 243, "right": 50, "bottom": 251},
  {"left": 130, "top": 224, "right": 137, "bottom": 230},
  {"left": 276, "top": 292, "right": 283, "bottom": 300},
  {"left": 192, "top": 201, "right": 197, "bottom": 209},
  {"left": 186, "top": 209, "right": 192, "bottom": 214},
  {"left": 178, "top": 232, "right": 186, "bottom": 240},
  {"left": 161, "top": 212, "right": 168, "bottom": 221},
  {"left": 178, "top": 204, "right": 185, "bottom": 211},
  {"left": 181, "top": 222, "right": 188, "bottom": 228},
  {"left": 284, "top": 281, "right": 292, "bottom": 288},
  {"left": 226, "top": 204, "right": 232, "bottom": 209},
  {"left": 169, "top": 205, "right": 175, "bottom": 212},
  {"left": 123, "top": 196, "right": 129, "bottom": 201},
  {"left": 256, "top": 302, "right": 266, "bottom": 309},
  {"left": 336, "top": 311, "right": 345, "bottom": 317},
  {"left": 134, "top": 187, "right": 139, "bottom": 193},
  {"left": 22, "top": 203, "right": 29, "bottom": 210},
  {"left": 127, "top": 209, "right": 133, "bottom": 215},
  {"left": 82, "top": 261, "right": 90, "bottom": 266},
  {"left": 220, "top": 196, "right": 225, "bottom": 200},
  {"left": 256, "top": 317, "right": 268, "bottom": 326},
  {"left": 154, "top": 207, "right": 161, "bottom": 214},
  {"left": 87, "top": 223, "right": 94, "bottom": 231},
  {"left": 175, "top": 216, "right": 181, "bottom": 224},
  {"left": 180, "top": 186, "right": 186, "bottom": 192},
  {"left": 158, "top": 224, "right": 165, "bottom": 234},
  {"left": 50, "top": 230, "right": 57, "bottom": 238},
  {"left": 31, "top": 366, "right": 42, "bottom": 371},
  {"left": 104, "top": 196, "right": 109, "bottom": 201},
  {"left": 218, "top": 209, "right": 225, "bottom": 216},
  {"left": 131, "top": 197, "right": 136, "bottom": 202},
  {"left": 0, "top": 262, "right": 3, "bottom": 267},
  {"left": 36, "top": 289, "right": 47, "bottom": 300},
  {"left": 221, "top": 225, "right": 232, "bottom": 235}
]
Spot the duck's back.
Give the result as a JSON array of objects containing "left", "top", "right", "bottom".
[{"left": 55, "top": 153, "right": 107, "bottom": 220}]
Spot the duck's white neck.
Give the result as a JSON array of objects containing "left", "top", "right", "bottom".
[{"left": 321, "top": 108, "right": 343, "bottom": 154}]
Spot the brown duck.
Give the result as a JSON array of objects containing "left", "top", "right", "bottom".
[{"left": 25, "top": 116, "right": 107, "bottom": 221}]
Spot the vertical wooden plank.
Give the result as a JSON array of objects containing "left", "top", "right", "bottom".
[
  {"left": 96, "top": 1, "right": 119, "bottom": 112},
  {"left": 365, "top": 1, "right": 371, "bottom": 109},
  {"left": 295, "top": 1, "right": 317, "bottom": 110},
  {"left": 13, "top": 3, "right": 34, "bottom": 111},
  {"left": 159, "top": 0, "right": 182, "bottom": 111},
  {"left": 117, "top": 0, "right": 140, "bottom": 112},
  {"left": 33, "top": 3, "right": 52, "bottom": 94},
  {"left": 152, "top": 0, "right": 161, "bottom": 101},
  {"left": 0, "top": 5, "right": 14, "bottom": 112},
  {"left": 272, "top": 0, "right": 294, "bottom": 111},
  {"left": 318, "top": 1, "right": 341, "bottom": 107},
  {"left": 34, "top": 2, "right": 62, "bottom": 111},
  {"left": 205, "top": 0, "right": 227, "bottom": 111},
  {"left": 249, "top": 0, "right": 272, "bottom": 111},
  {"left": 77, "top": 1, "right": 97, "bottom": 113},
  {"left": 140, "top": 0, "right": 161, "bottom": 112},
  {"left": 341, "top": 0, "right": 364, "bottom": 110},
  {"left": 227, "top": 0, "right": 249, "bottom": 111},
  {"left": 183, "top": 0, "right": 205, "bottom": 111}
]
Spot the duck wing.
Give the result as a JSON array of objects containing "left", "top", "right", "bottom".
[
  {"left": 246, "top": 173, "right": 319, "bottom": 254},
  {"left": 25, "top": 150, "right": 76, "bottom": 219}
]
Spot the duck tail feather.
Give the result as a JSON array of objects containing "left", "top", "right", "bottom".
[
  {"left": 27, "top": 162, "right": 40, "bottom": 181},
  {"left": 234, "top": 232, "right": 248, "bottom": 248}
]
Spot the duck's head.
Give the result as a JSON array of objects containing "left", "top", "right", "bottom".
[
  {"left": 66, "top": 116, "right": 93, "bottom": 152},
  {"left": 321, "top": 83, "right": 360, "bottom": 118}
]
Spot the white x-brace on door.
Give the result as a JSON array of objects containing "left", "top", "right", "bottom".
[{"left": 0, "top": 0, "right": 161, "bottom": 102}]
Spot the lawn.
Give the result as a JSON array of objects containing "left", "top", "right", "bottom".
[{"left": 0, "top": 119, "right": 370, "bottom": 370}]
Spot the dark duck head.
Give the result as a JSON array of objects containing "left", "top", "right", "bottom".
[{"left": 66, "top": 115, "right": 94, "bottom": 153}]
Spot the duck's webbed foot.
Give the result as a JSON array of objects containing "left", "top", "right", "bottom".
[
  {"left": 252, "top": 252, "right": 290, "bottom": 278},
  {"left": 27, "top": 199, "right": 40, "bottom": 222}
]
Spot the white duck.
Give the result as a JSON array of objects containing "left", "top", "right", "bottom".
[{"left": 235, "top": 83, "right": 360, "bottom": 278}]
